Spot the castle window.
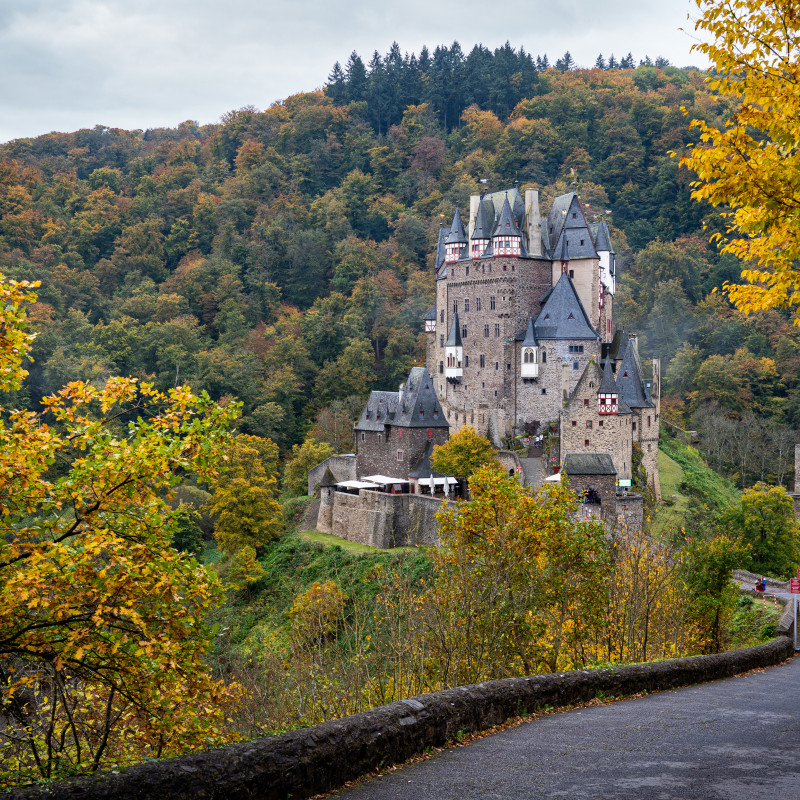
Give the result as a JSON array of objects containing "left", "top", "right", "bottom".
[
  {"left": 569, "top": 345, "right": 584, "bottom": 354},
  {"left": 464, "top": 355, "right": 469, "bottom": 367},
  {"left": 464, "top": 299, "right": 470, "bottom": 312},
  {"left": 439, "top": 361, "right": 443, "bottom": 374},
  {"left": 466, "top": 266, "right": 470, "bottom": 277},
  {"left": 398, "top": 428, "right": 403, "bottom": 437},
  {"left": 503, "top": 265, "right": 507, "bottom": 271},
  {"left": 462, "top": 325, "right": 467, "bottom": 338},
  {"left": 573, "top": 361, "right": 579, "bottom": 370},
  {"left": 572, "top": 212, "right": 577, "bottom": 218},
  {"left": 484, "top": 324, "right": 490, "bottom": 337},
  {"left": 453, "top": 300, "right": 458, "bottom": 313},
  {"left": 378, "top": 434, "right": 382, "bottom": 443},
  {"left": 440, "top": 309, "right": 444, "bottom": 322},
  {"left": 583, "top": 399, "right": 589, "bottom": 407},
  {"left": 440, "top": 335, "right": 444, "bottom": 347},
  {"left": 586, "top": 420, "right": 592, "bottom": 429},
  {"left": 542, "top": 388, "right": 547, "bottom": 394},
  {"left": 428, "top": 428, "right": 434, "bottom": 438},
  {"left": 361, "top": 432, "right": 365, "bottom": 441},
  {"left": 420, "top": 408, "right": 424, "bottom": 416},
  {"left": 572, "top": 420, "right": 577, "bottom": 427},
  {"left": 569, "top": 270, "right": 574, "bottom": 279},
  {"left": 434, "top": 409, "right": 439, "bottom": 418},
  {"left": 476, "top": 297, "right": 482, "bottom": 311},
  {"left": 490, "top": 296, "right": 496, "bottom": 310},
  {"left": 397, "top": 450, "right": 403, "bottom": 461},
  {"left": 480, "top": 354, "right": 485, "bottom": 368},
  {"left": 585, "top": 439, "right": 590, "bottom": 446},
  {"left": 507, "top": 363, "right": 511, "bottom": 370},
  {"left": 568, "top": 313, "right": 575, "bottom": 319},
  {"left": 495, "top": 362, "right": 499, "bottom": 370},
  {"left": 648, "top": 416, "right": 651, "bottom": 427},
  {"left": 542, "top": 350, "right": 547, "bottom": 363},
  {"left": 599, "top": 420, "right": 604, "bottom": 427},
  {"left": 633, "top": 422, "right": 637, "bottom": 432},
  {"left": 494, "top": 324, "right": 500, "bottom": 337}
]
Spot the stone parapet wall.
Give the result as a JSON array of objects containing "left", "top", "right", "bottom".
[
  {"left": 307, "top": 455, "right": 357, "bottom": 496},
  {"left": 321, "top": 490, "right": 455, "bottom": 548},
  {"left": 11, "top": 637, "right": 792, "bottom": 800},
  {"left": 615, "top": 493, "right": 643, "bottom": 532}
]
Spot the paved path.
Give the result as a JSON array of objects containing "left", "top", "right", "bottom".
[{"left": 334, "top": 656, "right": 800, "bottom": 799}]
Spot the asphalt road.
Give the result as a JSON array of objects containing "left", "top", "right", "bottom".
[{"left": 334, "top": 655, "right": 800, "bottom": 799}]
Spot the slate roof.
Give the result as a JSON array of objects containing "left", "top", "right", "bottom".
[
  {"left": 409, "top": 440, "right": 450, "bottom": 479},
  {"left": 393, "top": 367, "right": 449, "bottom": 428},
  {"left": 546, "top": 192, "right": 599, "bottom": 260},
  {"left": 493, "top": 195, "right": 521, "bottom": 239},
  {"left": 423, "top": 305, "right": 436, "bottom": 322},
  {"left": 563, "top": 453, "right": 617, "bottom": 476},
  {"left": 472, "top": 197, "right": 493, "bottom": 240},
  {"left": 608, "top": 328, "right": 629, "bottom": 361},
  {"left": 599, "top": 356, "right": 618, "bottom": 395},
  {"left": 616, "top": 339, "right": 653, "bottom": 409},
  {"left": 445, "top": 207, "right": 468, "bottom": 244},
  {"left": 355, "top": 391, "right": 400, "bottom": 432},
  {"left": 355, "top": 368, "right": 449, "bottom": 432},
  {"left": 483, "top": 187, "right": 525, "bottom": 229},
  {"left": 534, "top": 272, "right": 599, "bottom": 341},
  {"left": 590, "top": 221, "right": 614, "bottom": 253},
  {"left": 435, "top": 227, "right": 448, "bottom": 274},
  {"left": 445, "top": 312, "right": 463, "bottom": 347},
  {"left": 521, "top": 315, "right": 538, "bottom": 347}
]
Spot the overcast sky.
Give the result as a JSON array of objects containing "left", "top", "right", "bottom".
[{"left": 0, "top": 0, "right": 704, "bottom": 144}]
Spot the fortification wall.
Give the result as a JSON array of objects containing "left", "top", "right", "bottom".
[
  {"left": 321, "top": 491, "right": 455, "bottom": 548},
  {"left": 307, "top": 455, "right": 357, "bottom": 496},
  {"left": 12, "top": 637, "right": 792, "bottom": 800}
]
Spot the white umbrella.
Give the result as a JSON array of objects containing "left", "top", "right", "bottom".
[{"left": 428, "top": 473, "right": 435, "bottom": 495}]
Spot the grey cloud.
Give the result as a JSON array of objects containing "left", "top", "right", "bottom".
[{"left": 0, "top": 0, "right": 700, "bottom": 142}]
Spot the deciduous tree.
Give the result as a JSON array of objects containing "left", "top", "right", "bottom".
[
  {"left": 681, "top": 0, "right": 800, "bottom": 318},
  {"left": 0, "top": 274, "right": 241, "bottom": 784}
]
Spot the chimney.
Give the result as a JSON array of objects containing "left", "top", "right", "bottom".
[
  {"left": 525, "top": 188, "right": 542, "bottom": 256},
  {"left": 469, "top": 193, "right": 480, "bottom": 241},
  {"left": 795, "top": 444, "right": 800, "bottom": 495}
]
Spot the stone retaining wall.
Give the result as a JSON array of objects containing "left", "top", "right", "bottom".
[{"left": 8, "top": 637, "right": 793, "bottom": 800}]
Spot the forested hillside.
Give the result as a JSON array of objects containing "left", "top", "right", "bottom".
[{"left": 0, "top": 44, "right": 796, "bottom": 487}]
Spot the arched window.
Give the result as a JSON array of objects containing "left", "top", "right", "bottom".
[{"left": 542, "top": 350, "right": 547, "bottom": 363}]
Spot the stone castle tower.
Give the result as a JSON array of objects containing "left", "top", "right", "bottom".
[{"left": 423, "top": 186, "right": 660, "bottom": 496}]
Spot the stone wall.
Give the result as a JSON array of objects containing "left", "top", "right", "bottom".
[
  {"left": 564, "top": 472, "right": 617, "bottom": 524},
  {"left": 10, "top": 637, "right": 792, "bottom": 800},
  {"left": 307, "top": 455, "right": 357, "bottom": 496},
  {"left": 320, "top": 490, "right": 455, "bottom": 548},
  {"left": 496, "top": 449, "right": 522, "bottom": 478},
  {"left": 615, "top": 492, "right": 644, "bottom": 532},
  {"left": 560, "top": 361, "right": 632, "bottom": 481},
  {"left": 356, "top": 426, "right": 448, "bottom": 480}
]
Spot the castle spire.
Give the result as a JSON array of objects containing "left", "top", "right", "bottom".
[
  {"left": 492, "top": 193, "right": 521, "bottom": 257},
  {"left": 444, "top": 206, "right": 468, "bottom": 263}
]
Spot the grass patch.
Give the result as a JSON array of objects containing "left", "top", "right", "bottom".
[
  {"left": 651, "top": 435, "right": 740, "bottom": 537},
  {"left": 299, "top": 529, "right": 385, "bottom": 555}
]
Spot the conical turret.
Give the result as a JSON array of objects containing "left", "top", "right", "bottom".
[
  {"left": 492, "top": 194, "right": 522, "bottom": 257},
  {"left": 444, "top": 207, "right": 468, "bottom": 263},
  {"left": 470, "top": 199, "right": 491, "bottom": 259},
  {"left": 598, "top": 356, "right": 618, "bottom": 415}
]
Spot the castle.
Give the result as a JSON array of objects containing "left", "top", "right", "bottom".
[
  {"left": 314, "top": 186, "right": 660, "bottom": 544},
  {"left": 424, "top": 186, "right": 660, "bottom": 499}
]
